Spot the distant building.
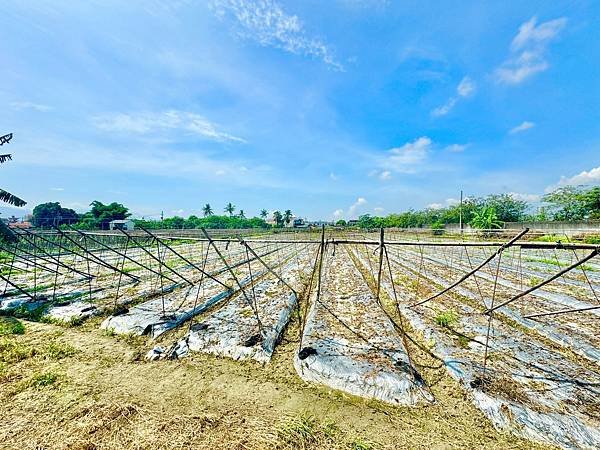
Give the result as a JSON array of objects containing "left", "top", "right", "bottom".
[
  {"left": 292, "top": 218, "right": 307, "bottom": 228},
  {"left": 8, "top": 221, "right": 32, "bottom": 229},
  {"left": 109, "top": 219, "right": 135, "bottom": 230}
]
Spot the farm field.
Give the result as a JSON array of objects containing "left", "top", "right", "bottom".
[{"left": 1, "top": 228, "right": 598, "bottom": 449}]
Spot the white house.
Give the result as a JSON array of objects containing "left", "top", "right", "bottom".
[{"left": 109, "top": 219, "right": 135, "bottom": 230}]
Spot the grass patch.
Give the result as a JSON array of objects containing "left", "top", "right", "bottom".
[
  {"left": 276, "top": 414, "right": 339, "bottom": 449},
  {"left": 0, "top": 317, "right": 25, "bottom": 336},
  {"left": 0, "top": 338, "right": 36, "bottom": 363},
  {"left": 434, "top": 310, "right": 459, "bottom": 328},
  {"left": 12, "top": 370, "right": 64, "bottom": 394},
  {"left": 349, "top": 438, "right": 378, "bottom": 450},
  {"left": 44, "top": 341, "right": 77, "bottom": 359}
]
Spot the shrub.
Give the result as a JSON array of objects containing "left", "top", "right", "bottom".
[
  {"left": 435, "top": 310, "right": 459, "bottom": 328},
  {"left": 0, "top": 317, "right": 25, "bottom": 336}
]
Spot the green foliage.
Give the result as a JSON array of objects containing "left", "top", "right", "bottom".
[
  {"left": 542, "top": 185, "right": 600, "bottom": 220},
  {"left": 0, "top": 317, "right": 25, "bottom": 336},
  {"left": 44, "top": 341, "right": 77, "bottom": 359},
  {"left": 277, "top": 414, "right": 339, "bottom": 449},
  {"left": 335, "top": 219, "right": 347, "bottom": 226},
  {"left": 272, "top": 210, "right": 283, "bottom": 227},
  {"left": 77, "top": 200, "right": 130, "bottom": 229},
  {"left": 224, "top": 202, "right": 236, "bottom": 216},
  {"left": 435, "top": 310, "right": 459, "bottom": 328},
  {"left": 32, "top": 202, "right": 79, "bottom": 227},
  {"left": 24, "top": 371, "right": 60, "bottom": 388},
  {"left": 0, "top": 220, "right": 17, "bottom": 243},
  {"left": 135, "top": 214, "right": 269, "bottom": 230},
  {"left": 470, "top": 206, "right": 502, "bottom": 229},
  {"left": 0, "top": 338, "right": 36, "bottom": 363},
  {"left": 202, "top": 203, "right": 213, "bottom": 217}
]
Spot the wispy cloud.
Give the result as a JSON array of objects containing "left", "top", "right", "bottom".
[
  {"left": 379, "top": 170, "right": 391, "bottom": 181},
  {"left": 509, "top": 121, "right": 535, "bottom": 134},
  {"left": 495, "top": 16, "right": 567, "bottom": 84},
  {"left": 210, "top": 0, "right": 343, "bottom": 70},
  {"left": 11, "top": 101, "right": 52, "bottom": 112},
  {"left": 17, "top": 137, "right": 277, "bottom": 188},
  {"left": 50, "top": 187, "right": 65, "bottom": 191},
  {"left": 92, "top": 110, "right": 246, "bottom": 143},
  {"left": 445, "top": 144, "right": 468, "bottom": 152},
  {"left": 431, "top": 76, "right": 475, "bottom": 117},
  {"left": 381, "top": 136, "right": 431, "bottom": 173}
]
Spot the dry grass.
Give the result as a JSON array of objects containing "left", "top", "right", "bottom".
[{"left": 0, "top": 316, "right": 555, "bottom": 450}]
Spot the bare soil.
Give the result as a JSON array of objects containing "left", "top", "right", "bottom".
[{"left": 0, "top": 317, "right": 553, "bottom": 450}]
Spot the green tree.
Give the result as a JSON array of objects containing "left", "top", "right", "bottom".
[
  {"left": 470, "top": 207, "right": 502, "bottom": 229},
  {"left": 542, "top": 186, "right": 589, "bottom": 220},
  {"left": 283, "top": 209, "right": 292, "bottom": 226},
  {"left": 80, "top": 201, "right": 130, "bottom": 229},
  {"left": 481, "top": 194, "right": 528, "bottom": 222},
  {"left": 202, "top": 204, "right": 213, "bottom": 217},
  {"left": 260, "top": 209, "right": 268, "bottom": 219},
  {"left": 238, "top": 209, "right": 246, "bottom": 219},
  {"left": 224, "top": 202, "right": 236, "bottom": 217},
  {"left": 32, "top": 202, "right": 79, "bottom": 228},
  {"left": 272, "top": 210, "right": 283, "bottom": 227},
  {"left": 335, "top": 219, "right": 347, "bottom": 226}
]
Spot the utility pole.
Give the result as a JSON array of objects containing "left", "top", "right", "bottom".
[{"left": 459, "top": 190, "right": 463, "bottom": 235}]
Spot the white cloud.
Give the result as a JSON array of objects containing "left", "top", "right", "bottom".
[
  {"left": 50, "top": 187, "right": 65, "bottom": 191},
  {"left": 211, "top": 0, "right": 343, "bottom": 70},
  {"left": 507, "top": 192, "right": 541, "bottom": 202},
  {"left": 383, "top": 136, "right": 431, "bottom": 172},
  {"left": 509, "top": 121, "right": 535, "bottom": 134},
  {"left": 431, "top": 76, "right": 475, "bottom": 117},
  {"left": 93, "top": 110, "right": 246, "bottom": 143},
  {"left": 332, "top": 209, "right": 344, "bottom": 220},
  {"left": 446, "top": 144, "right": 468, "bottom": 152},
  {"left": 373, "top": 206, "right": 384, "bottom": 214},
  {"left": 495, "top": 16, "right": 567, "bottom": 85},
  {"left": 348, "top": 197, "right": 367, "bottom": 218},
  {"left": 11, "top": 101, "right": 52, "bottom": 112},
  {"left": 333, "top": 197, "right": 368, "bottom": 220},
  {"left": 329, "top": 172, "right": 339, "bottom": 181},
  {"left": 554, "top": 166, "right": 600, "bottom": 189},
  {"left": 457, "top": 77, "right": 476, "bottom": 97},
  {"left": 427, "top": 203, "right": 443, "bottom": 210},
  {"left": 431, "top": 98, "right": 457, "bottom": 117},
  {"left": 379, "top": 170, "right": 392, "bottom": 181}
]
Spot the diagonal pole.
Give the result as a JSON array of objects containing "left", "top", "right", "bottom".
[{"left": 411, "top": 228, "right": 529, "bottom": 308}]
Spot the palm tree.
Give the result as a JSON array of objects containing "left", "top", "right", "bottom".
[
  {"left": 283, "top": 209, "right": 293, "bottom": 226},
  {"left": 260, "top": 209, "right": 268, "bottom": 220},
  {"left": 238, "top": 209, "right": 246, "bottom": 219},
  {"left": 272, "top": 210, "right": 282, "bottom": 227},
  {"left": 202, "top": 203, "right": 213, "bottom": 217},
  {"left": 0, "top": 134, "right": 26, "bottom": 208},
  {"left": 224, "top": 202, "right": 235, "bottom": 217},
  {"left": 1, "top": 133, "right": 25, "bottom": 242}
]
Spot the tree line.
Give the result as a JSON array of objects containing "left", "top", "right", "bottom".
[
  {"left": 25, "top": 185, "right": 600, "bottom": 231},
  {"left": 340, "top": 186, "right": 600, "bottom": 230},
  {"left": 30, "top": 201, "right": 296, "bottom": 230}
]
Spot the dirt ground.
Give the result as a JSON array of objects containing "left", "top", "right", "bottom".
[{"left": 0, "top": 315, "right": 554, "bottom": 450}]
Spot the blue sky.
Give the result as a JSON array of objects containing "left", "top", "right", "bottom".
[{"left": 1, "top": 0, "right": 599, "bottom": 221}]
